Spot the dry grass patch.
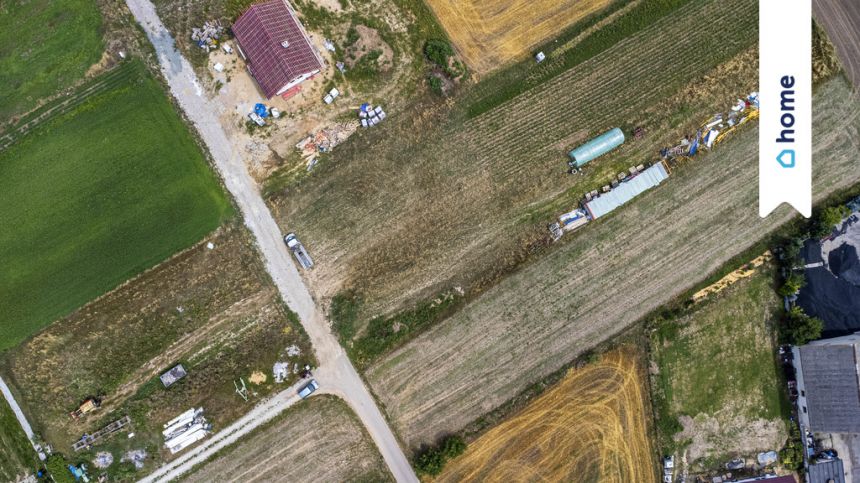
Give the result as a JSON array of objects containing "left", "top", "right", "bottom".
[
  {"left": 437, "top": 348, "right": 656, "bottom": 483},
  {"left": 424, "top": 0, "right": 614, "bottom": 73}
]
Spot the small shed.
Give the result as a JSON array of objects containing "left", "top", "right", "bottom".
[{"left": 160, "top": 364, "right": 187, "bottom": 388}]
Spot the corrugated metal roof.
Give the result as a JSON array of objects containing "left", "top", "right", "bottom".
[
  {"left": 233, "top": 0, "right": 323, "bottom": 98},
  {"left": 808, "top": 459, "right": 845, "bottom": 483},
  {"left": 584, "top": 162, "right": 669, "bottom": 219},
  {"left": 799, "top": 343, "right": 860, "bottom": 432}
]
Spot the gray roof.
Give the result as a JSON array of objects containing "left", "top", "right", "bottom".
[
  {"left": 584, "top": 162, "right": 669, "bottom": 219},
  {"left": 808, "top": 458, "right": 845, "bottom": 483},
  {"left": 800, "top": 344, "right": 860, "bottom": 432}
]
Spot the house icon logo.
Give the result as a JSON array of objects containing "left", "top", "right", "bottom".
[{"left": 777, "top": 149, "right": 796, "bottom": 168}]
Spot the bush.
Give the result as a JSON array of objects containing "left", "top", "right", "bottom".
[
  {"left": 427, "top": 75, "right": 443, "bottom": 95},
  {"left": 46, "top": 455, "right": 74, "bottom": 483},
  {"left": 414, "top": 435, "right": 467, "bottom": 475},
  {"left": 778, "top": 271, "right": 806, "bottom": 296},
  {"left": 345, "top": 26, "right": 360, "bottom": 47},
  {"left": 812, "top": 205, "right": 850, "bottom": 238},
  {"left": 785, "top": 306, "right": 823, "bottom": 345},
  {"left": 423, "top": 39, "right": 454, "bottom": 67}
]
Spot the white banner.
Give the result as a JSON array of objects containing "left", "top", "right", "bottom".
[{"left": 759, "top": 0, "right": 812, "bottom": 218}]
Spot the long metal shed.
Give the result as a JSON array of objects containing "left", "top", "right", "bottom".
[
  {"left": 584, "top": 161, "right": 669, "bottom": 219},
  {"left": 568, "top": 128, "right": 625, "bottom": 168}
]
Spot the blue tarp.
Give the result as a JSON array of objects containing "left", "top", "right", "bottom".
[
  {"left": 584, "top": 162, "right": 669, "bottom": 219},
  {"left": 254, "top": 103, "right": 268, "bottom": 117}
]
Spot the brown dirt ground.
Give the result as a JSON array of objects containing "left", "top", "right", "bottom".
[
  {"left": 184, "top": 396, "right": 392, "bottom": 482},
  {"left": 424, "top": 0, "right": 614, "bottom": 74},
  {"left": 0, "top": 223, "right": 313, "bottom": 451},
  {"left": 270, "top": 0, "right": 759, "bottom": 324},
  {"left": 436, "top": 348, "right": 656, "bottom": 483},
  {"left": 365, "top": 75, "right": 860, "bottom": 448}
]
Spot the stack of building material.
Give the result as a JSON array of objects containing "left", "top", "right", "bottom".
[
  {"left": 359, "top": 104, "right": 386, "bottom": 127},
  {"left": 163, "top": 408, "right": 210, "bottom": 454},
  {"left": 191, "top": 21, "right": 224, "bottom": 52}
]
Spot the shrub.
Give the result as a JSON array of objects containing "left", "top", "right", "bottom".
[
  {"left": 778, "top": 271, "right": 805, "bottom": 297},
  {"left": 812, "top": 205, "right": 850, "bottom": 238},
  {"left": 47, "top": 455, "right": 75, "bottom": 483},
  {"left": 414, "top": 435, "right": 467, "bottom": 475},
  {"left": 427, "top": 75, "right": 443, "bottom": 95},
  {"left": 785, "top": 306, "right": 823, "bottom": 345},
  {"left": 423, "top": 39, "right": 454, "bottom": 67},
  {"left": 345, "top": 26, "right": 360, "bottom": 47}
]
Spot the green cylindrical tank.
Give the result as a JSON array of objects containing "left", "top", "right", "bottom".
[{"left": 568, "top": 128, "right": 625, "bottom": 168}]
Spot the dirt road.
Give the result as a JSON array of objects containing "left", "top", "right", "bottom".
[
  {"left": 123, "top": 1, "right": 416, "bottom": 481},
  {"left": 814, "top": 0, "right": 860, "bottom": 88}
]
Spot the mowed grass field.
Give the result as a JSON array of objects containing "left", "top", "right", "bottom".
[
  {"left": 437, "top": 349, "right": 655, "bottom": 483},
  {"left": 0, "top": 0, "right": 103, "bottom": 121},
  {"left": 366, "top": 76, "right": 860, "bottom": 448},
  {"left": 0, "top": 60, "right": 233, "bottom": 351},
  {"left": 424, "top": 0, "right": 614, "bottom": 73},
  {"left": 0, "top": 397, "right": 38, "bottom": 481},
  {"left": 184, "top": 396, "right": 392, "bottom": 483},
  {"left": 651, "top": 261, "right": 787, "bottom": 465},
  {"left": 271, "top": 0, "right": 758, "bottom": 338}
]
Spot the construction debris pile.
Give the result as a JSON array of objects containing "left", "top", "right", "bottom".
[
  {"left": 191, "top": 21, "right": 224, "bottom": 52},
  {"left": 163, "top": 408, "right": 210, "bottom": 454},
  {"left": 661, "top": 92, "right": 759, "bottom": 161},
  {"left": 296, "top": 122, "right": 358, "bottom": 162},
  {"left": 549, "top": 92, "right": 760, "bottom": 242},
  {"left": 359, "top": 103, "right": 386, "bottom": 127}
]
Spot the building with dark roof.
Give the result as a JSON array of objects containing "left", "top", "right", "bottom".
[
  {"left": 807, "top": 459, "right": 846, "bottom": 483},
  {"left": 793, "top": 333, "right": 860, "bottom": 433},
  {"left": 232, "top": 0, "right": 324, "bottom": 98}
]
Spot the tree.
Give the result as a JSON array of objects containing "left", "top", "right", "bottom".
[
  {"left": 785, "top": 306, "right": 823, "bottom": 345},
  {"left": 414, "top": 447, "right": 445, "bottom": 475},
  {"left": 812, "top": 205, "right": 850, "bottom": 238},
  {"left": 423, "top": 39, "right": 454, "bottom": 67},
  {"left": 778, "top": 271, "right": 806, "bottom": 296},
  {"left": 442, "top": 435, "right": 467, "bottom": 459}
]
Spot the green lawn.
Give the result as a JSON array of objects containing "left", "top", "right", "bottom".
[
  {"left": 0, "top": 0, "right": 104, "bottom": 121},
  {"left": 0, "top": 60, "right": 233, "bottom": 351},
  {"left": 0, "top": 397, "right": 39, "bottom": 481},
  {"left": 651, "top": 263, "right": 789, "bottom": 464}
]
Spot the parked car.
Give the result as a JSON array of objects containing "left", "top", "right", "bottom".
[{"left": 298, "top": 379, "right": 319, "bottom": 399}]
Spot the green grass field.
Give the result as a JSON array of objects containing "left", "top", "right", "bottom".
[
  {"left": 0, "top": 60, "right": 233, "bottom": 352},
  {"left": 651, "top": 263, "right": 789, "bottom": 465},
  {"left": 0, "top": 397, "right": 39, "bottom": 481},
  {"left": 0, "top": 0, "right": 104, "bottom": 121}
]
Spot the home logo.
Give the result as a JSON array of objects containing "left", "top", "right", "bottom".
[
  {"left": 777, "top": 149, "right": 795, "bottom": 168},
  {"left": 775, "top": 75, "right": 797, "bottom": 169}
]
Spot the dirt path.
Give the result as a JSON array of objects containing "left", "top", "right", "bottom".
[
  {"left": 814, "top": 0, "right": 860, "bottom": 89},
  {"left": 123, "top": 1, "right": 416, "bottom": 481},
  {"left": 0, "top": 376, "right": 36, "bottom": 445}
]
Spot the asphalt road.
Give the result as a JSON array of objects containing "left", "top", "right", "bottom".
[
  {"left": 123, "top": 1, "right": 417, "bottom": 481},
  {"left": 814, "top": 0, "right": 860, "bottom": 89}
]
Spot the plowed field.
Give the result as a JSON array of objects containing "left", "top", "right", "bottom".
[
  {"left": 436, "top": 349, "right": 655, "bottom": 483},
  {"left": 424, "top": 0, "right": 613, "bottom": 73}
]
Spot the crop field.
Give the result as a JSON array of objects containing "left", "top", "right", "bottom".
[
  {"left": 0, "top": 60, "right": 233, "bottom": 352},
  {"left": 184, "top": 396, "right": 391, "bottom": 482},
  {"left": 0, "top": 224, "right": 313, "bottom": 472},
  {"left": 0, "top": 0, "right": 104, "bottom": 121},
  {"left": 437, "top": 349, "right": 655, "bottom": 483},
  {"left": 271, "top": 0, "right": 758, "bottom": 335},
  {"left": 424, "top": 0, "right": 614, "bottom": 74},
  {"left": 365, "top": 76, "right": 860, "bottom": 448},
  {"left": 0, "top": 397, "right": 38, "bottom": 482},
  {"left": 651, "top": 259, "right": 788, "bottom": 468}
]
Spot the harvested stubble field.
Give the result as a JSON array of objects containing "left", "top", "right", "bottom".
[
  {"left": 0, "top": 224, "right": 313, "bottom": 463},
  {"left": 651, "top": 261, "right": 787, "bottom": 466},
  {"left": 184, "top": 396, "right": 392, "bottom": 482},
  {"left": 366, "top": 76, "right": 860, "bottom": 448},
  {"left": 0, "top": 60, "right": 232, "bottom": 352},
  {"left": 271, "top": 0, "right": 757, "bottom": 329},
  {"left": 423, "top": 0, "right": 614, "bottom": 74},
  {"left": 436, "top": 349, "right": 655, "bottom": 483}
]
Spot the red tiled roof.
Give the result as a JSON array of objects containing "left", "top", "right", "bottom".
[{"left": 233, "top": 0, "right": 323, "bottom": 98}]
